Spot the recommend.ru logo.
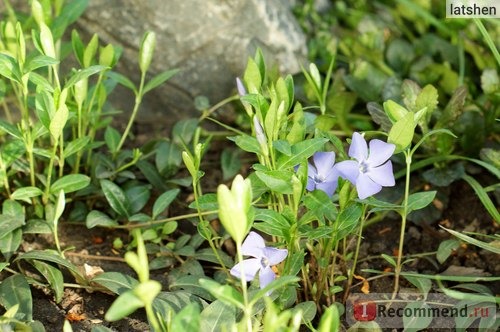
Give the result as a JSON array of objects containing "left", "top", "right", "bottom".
[{"left": 346, "top": 293, "right": 498, "bottom": 330}]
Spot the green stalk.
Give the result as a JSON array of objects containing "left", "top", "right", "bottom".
[
  {"left": 43, "top": 139, "right": 59, "bottom": 203},
  {"left": 393, "top": 149, "right": 412, "bottom": 297},
  {"left": 344, "top": 205, "right": 367, "bottom": 301},
  {"left": 236, "top": 241, "right": 253, "bottom": 332},
  {"left": 115, "top": 72, "right": 146, "bottom": 157},
  {"left": 474, "top": 18, "right": 500, "bottom": 67}
]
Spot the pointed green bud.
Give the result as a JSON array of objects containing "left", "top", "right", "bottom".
[
  {"left": 383, "top": 100, "right": 409, "bottom": 124},
  {"left": 39, "top": 23, "right": 56, "bottom": 59},
  {"left": 182, "top": 151, "right": 196, "bottom": 179},
  {"left": 31, "top": 0, "right": 45, "bottom": 26},
  {"left": 83, "top": 34, "right": 99, "bottom": 68},
  {"left": 99, "top": 44, "right": 115, "bottom": 67},
  {"left": 74, "top": 78, "right": 88, "bottom": 109},
  {"left": 217, "top": 175, "right": 252, "bottom": 244},
  {"left": 15, "top": 23, "right": 25, "bottom": 65},
  {"left": 139, "top": 31, "right": 156, "bottom": 73}
]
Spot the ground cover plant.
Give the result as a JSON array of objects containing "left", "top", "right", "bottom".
[{"left": 0, "top": 0, "right": 498, "bottom": 331}]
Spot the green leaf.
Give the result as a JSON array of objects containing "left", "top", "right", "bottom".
[
  {"left": 293, "top": 301, "right": 317, "bottom": 323},
  {"left": 0, "top": 214, "right": 25, "bottom": 235},
  {"left": 152, "top": 189, "right": 180, "bottom": 220},
  {"left": 106, "top": 71, "right": 136, "bottom": 92},
  {"left": 441, "top": 227, "right": 500, "bottom": 254},
  {"left": 15, "top": 250, "right": 85, "bottom": 283},
  {"left": 335, "top": 204, "right": 362, "bottom": 241},
  {"left": 136, "top": 160, "right": 169, "bottom": 191},
  {"left": 461, "top": 174, "right": 500, "bottom": 223},
  {"left": 0, "top": 274, "right": 32, "bottom": 321},
  {"left": 172, "top": 118, "right": 199, "bottom": 145},
  {"left": 198, "top": 279, "right": 245, "bottom": 309},
  {"left": 404, "top": 275, "right": 432, "bottom": 296},
  {"left": 228, "top": 135, "right": 260, "bottom": 154},
  {"left": 255, "top": 169, "right": 294, "bottom": 194},
  {"left": 24, "top": 54, "right": 59, "bottom": 73},
  {"left": 104, "top": 290, "right": 144, "bottom": 321},
  {"left": 277, "top": 138, "right": 328, "bottom": 170},
  {"left": 388, "top": 111, "right": 415, "bottom": 152},
  {"left": 221, "top": 149, "right": 241, "bottom": 181},
  {"left": 171, "top": 303, "right": 200, "bottom": 332},
  {"left": 104, "top": 126, "right": 121, "bottom": 153},
  {"left": 100, "top": 179, "right": 131, "bottom": 217},
  {"left": 407, "top": 191, "right": 436, "bottom": 213},
  {"left": 0, "top": 228, "right": 22, "bottom": 261},
  {"left": 188, "top": 193, "right": 218, "bottom": 211},
  {"left": 403, "top": 302, "right": 433, "bottom": 330},
  {"left": 155, "top": 140, "right": 182, "bottom": 176},
  {"left": 273, "top": 140, "right": 292, "bottom": 156},
  {"left": 51, "top": 0, "right": 89, "bottom": 40},
  {"left": 249, "top": 276, "right": 300, "bottom": 305},
  {"left": 32, "top": 260, "right": 64, "bottom": 303},
  {"left": 65, "top": 65, "right": 107, "bottom": 89},
  {"left": 11, "top": 187, "right": 43, "bottom": 203},
  {"left": 381, "top": 254, "right": 396, "bottom": 267},
  {"left": 243, "top": 58, "right": 262, "bottom": 93},
  {"left": 30, "top": 71, "right": 54, "bottom": 92},
  {"left": 253, "top": 208, "right": 290, "bottom": 240},
  {"left": 436, "top": 239, "right": 460, "bottom": 264},
  {"left": 200, "top": 300, "right": 237, "bottom": 332},
  {"left": 143, "top": 69, "right": 178, "bottom": 94},
  {"left": 64, "top": 136, "right": 90, "bottom": 158},
  {"left": 318, "top": 304, "right": 340, "bottom": 332},
  {"left": 0, "top": 119, "right": 22, "bottom": 139},
  {"left": 86, "top": 210, "right": 118, "bottom": 228},
  {"left": 50, "top": 174, "right": 90, "bottom": 194},
  {"left": 125, "top": 185, "right": 151, "bottom": 214},
  {"left": 383, "top": 99, "right": 409, "bottom": 123},
  {"left": 91, "top": 272, "right": 139, "bottom": 295},
  {"left": 49, "top": 104, "right": 69, "bottom": 140},
  {"left": 169, "top": 276, "right": 215, "bottom": 301}
]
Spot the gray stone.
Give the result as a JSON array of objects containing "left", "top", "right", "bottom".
[{"left": 75, "top": 0, "right": 307, "bottom": 124}]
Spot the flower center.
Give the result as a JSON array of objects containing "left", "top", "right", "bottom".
[
  {"left": 260, "top": 256, "right": 270, "bottom": 268},
  {"left": 313, "top": 174, "right": 326, "bottom": 183},
  {"left": 359, "top": 161, "right": 369, "bottom": 173}
]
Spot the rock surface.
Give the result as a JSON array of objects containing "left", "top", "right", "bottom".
[{"left": 75, "top": 0, "right": 307, "bottom": 124}]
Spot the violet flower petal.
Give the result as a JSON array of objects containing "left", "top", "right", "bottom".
[
  {"left": 241, "top": 231, "right": 265, "bottom": 258},
  {"left": 367, "top": 139, "right": 395, "bottom": 167},
  {"left": 236, "top": 77, "right": 247, "bottom": 96},
  {"left": 348, "top": 132, "right": 368, "bottom": 161},
  {"left": 230, "top": 258, "right": 261, "bottom": 282},
  {"left": 313, "top": 152, "right": 336, "bottom": 177},
  {"left": 316, "top": 180, "right": 338, "bottom": 197},
  {"left": 262, "top": 247, "right": 288, "bottom": 266},
  {"left": 259, "top": 266, "right": 276, "bottom": 289},
  {"left": 335, "top": 160, "right": 360, "bottom": 184},
  {"left": 367, "top": 161, "right": 395, "bottom": 187},
  {"left": 356, "top": 173, "right": 382, "bottom": 199}
]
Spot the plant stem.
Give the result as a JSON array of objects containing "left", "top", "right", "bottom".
[
  {"left": 115, "top": 72, "right": 146, "bottom": 157},
  {"left": 236, "top": 241, "right": 253, "bottom": 332},
  {"left": 393, "top": 149, "right": 412, "bottom": 297},
  {"left": 344, "top": 205, "right": 367, "bottom": 301},
  {"left": 43, "top": 139, "right": 59, "bottom": 203}
]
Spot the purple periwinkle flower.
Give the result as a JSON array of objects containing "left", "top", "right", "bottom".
[
  {"left": 230, "top": 231, "right": 288, "bottom": 289},
  {"left": 335, "top": 132, "right": 395, "bottom": 199},
  {"left": 306, "top": 152, "right": 339, "bottom": 197}
]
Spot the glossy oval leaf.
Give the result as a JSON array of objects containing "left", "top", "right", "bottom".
[
  {"left": 50, "top": 174, "right": 90, "bottom": 194},
  {"left": 152, "top": 188, "right": 180, "bottom": 220},
  {"left": 100, "top": 179, "right": 131, "bottom": 217}
]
